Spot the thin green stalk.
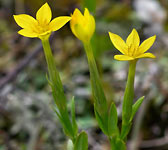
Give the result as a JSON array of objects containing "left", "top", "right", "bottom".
[
  {"left": 83, "top": 41, "right": 108, "bottom": 134},
  {"left": 42, "top": 39, "right": 66, "bottom": 110},
  {"left": 41, "top": 39, "right": 75, "bottom": 141},
  {"left": 84, "top": 42, "right": 108, "bottom": 113},
  {"left": 121, "top": 60, "right": 137, "bottom": 139}
]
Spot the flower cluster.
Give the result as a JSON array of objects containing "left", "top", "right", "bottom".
[{"left": 14, "top": 3, "right": 155, "bottom": 61}]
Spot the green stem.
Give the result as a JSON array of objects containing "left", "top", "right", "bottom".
[
  {"left": 121, "top": 60, "right": 137, "bottom": 139},
  {"left": 83, "top": 41, "right": 108, "bottom": 133},
  {"left": 41, "top": 39, "right": 75, "bottom": 141},
  {"left": 42, "top": 39, "right": 66, "bottom": 109}
]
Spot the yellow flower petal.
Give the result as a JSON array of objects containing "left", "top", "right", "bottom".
[
  {"left": 136, "top": 53, "right": 156, "bottom": 59},
  {"left": 114, "top": 55, "right": 134, "bottom": 61},
  {"left": 84, "top": 8, "right": 95, "bottom": 41},
  {"left": 73, "top": 8, "right": 85, "bottom": 22},
  {"left": 18, "top": 29, "right": 38, "bottom": 38},
  {"left": 36, "top": 3, "right": 52, "bottom": 25},
  {"left": 70, "top": 8, "right": 95, "bottom": 42},
  {"left": 109, "top": 32, "right": 128, "bottom": 54},
  {"left": 49, "top": 16, "right": 71, "bottom": 31},
  {"left": 70, "top": 8, "right": 85, "bottom": 37},
  {"left": 73, "top": 24, "right": 88, "bottom": 42},
  {"left": 126, "top": 28, "right": 140, "bottom": 48},
  {"left": 13, "top": 14, "right": 37, "bottom": 29},
  {"left": 71, "top": 8, "right": 84, "bottom": 27},
  {"left": 138, "top": 35, "right": 156, "bottom": 53},
  {"left": 84, "top": 8, "right": 90, "bottom": 18},
  {"left": 88, "top": 15, "right": 95, "bottom": 37}
]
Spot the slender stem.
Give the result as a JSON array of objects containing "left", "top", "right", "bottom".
[
  {"left": 41, "top": 39, "right": 75, "bottom": 140},
  {"left": 121, "top": 60, "right": 137, "bottom": 139},
  {"left": 83, "top": 42, "right": 108, "bottom": 115},
  {"left": 42, "top": 39, "right": 67, "bottom": 110},
  {"left": 83, "top": 41, "right": 109, "bottom": 135}
]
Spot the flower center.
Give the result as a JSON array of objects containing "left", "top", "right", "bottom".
[
  {"left": 33, "top": 22, "right": 50, "bottom": 34},
  {"left": 128, "top": 44, "right": 138, "bottom": 57}
]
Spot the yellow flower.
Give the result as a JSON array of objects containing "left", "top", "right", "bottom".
[
  {"left": 13, "top": 3, "right": 71, "bottom": 40},
  {"left": 70, "top": 8, "right": 95, "bottom": 43},
  {"left": 109, "top": 29, "right": 156, "bottom": 61}
]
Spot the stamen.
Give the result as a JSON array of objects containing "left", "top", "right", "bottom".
[{"left": 132, "top": 46, "right": 136, "bottom": 56}]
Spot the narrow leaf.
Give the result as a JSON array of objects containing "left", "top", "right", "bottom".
[
  {"left": 53, "top": 107, "right": 70, "bottom": 136},
  {"left": 108, "top": 103, "right": 119, "bottom": 136},
  {"left": 94, "top": 105, "right": 108, "bottom": 135},
  {"left": 46, "top": 73, "right": 53, "bottom": 87},
  {"left": 71, "top": 97, "right": 78, "bottom": 136},
  {"left": 120, "top": 123, "right": 131, "bottom": 140},
  {"left": 130, "top": 96, "right": 144, "bottom": 122},
  {"left": 74, "top": 131, "right": 88, "bottom": 150}
]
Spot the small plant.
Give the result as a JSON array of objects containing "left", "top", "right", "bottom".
[
  {"left": 14, "top": 3, "right": 88, "bottom": 149},
  {"left": 108, "top": 29, "right": 156, "bottom": 149},
  {"left": 14, "top": 3, "right": 156, "bottom": 150}
]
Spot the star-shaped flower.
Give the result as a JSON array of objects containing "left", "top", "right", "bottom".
[
  {"left": 109, "top": 29, "right": 156, "bottom": 61},
  {"left": 14, "top": 3, "right": 71, "bottom": 40}
]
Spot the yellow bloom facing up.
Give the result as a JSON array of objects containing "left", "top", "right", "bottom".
[
  {"left": 14, "top": 3, "right": 71, "bottom": 40},
  {"left": 109, "top": 29, "right": 156, "bottom": 61},
  {"left": 70, "top": 8, "right": 95, "bottom": 43}
]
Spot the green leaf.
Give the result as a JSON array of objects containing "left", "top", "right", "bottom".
[
  {"left": 130, "top": 96, "right": 144, "bottom": 122},
  {"left": 53, "top": 107, "right": 70, "bottom": 137},
  {"left": 120, "top": 123, "right": 131, "bottom": 140},
  {"left": 108, "top": 103, "right": 119, "bottom": 136},
  {"left": 74, "top": 131, "right": 88, "bottom": 150},
  {"left": 45, "top": 73, "right": 53, "bottom": 87},
  {"left": 94, "top": 105, "right": 108, "bottom": 135},
  {"left": 53, "top": 106, "right": 74, "bottom": 139},
  {"left": 71, "top": 97, "right": 78, "bottom": 136}
]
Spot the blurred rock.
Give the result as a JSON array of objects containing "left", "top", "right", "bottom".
[{"left": 134, "top": 0, "right": 167, "bottom": 35}]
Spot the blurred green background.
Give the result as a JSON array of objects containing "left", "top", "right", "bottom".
[{"left": 0, "top": 0, "right": 168, "bottom": 149}]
